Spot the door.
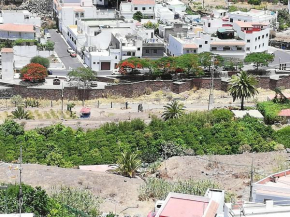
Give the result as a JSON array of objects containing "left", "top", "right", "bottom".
[{"left": 101, "top": 62, "right": 110, "bottom": 70}]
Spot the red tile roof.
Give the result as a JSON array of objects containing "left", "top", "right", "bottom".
[
  {"left": 1, "top": 48, "right": 13, "bottom": 53},
  {"left": 183, "top": 44, "right": 198, "bottom": 49},
  {"left": 235, "top": 21, "right": 253, "bottom": 28},
  {"left": 278, "top": 109, "right": 290, "bottom": 117},
  {"left": 132, "top": 0, "right": 155, "bottom": 5},
  {"left": 0, "top": 24, "right": 35, "bottom": 33}
]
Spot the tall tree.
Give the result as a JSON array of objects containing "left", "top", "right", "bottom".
[
  {"left": 20, "top": 63, "right": 48, "bottom": 82},
  {"left": 133, "top": 11, "right": 143, "bottom": 22},
  {"left": 229, "top": 71, "right": 259, "bottom": 110},
  {"left": 162, "top": 101, "right": 185, "bottom": 121},
  {"left": 198, "top": 52, "right": 224, "bottom": 72},
  {"left": 153, "top": 56, "right": 176, "bottom": 75},
  {"left": 244, "top": 52, "right": 274, "bottom": 70},
  {"left": 68, "top": 67, "right": 97, "bottom": 105}
]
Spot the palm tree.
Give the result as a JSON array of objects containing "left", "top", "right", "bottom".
[
  {"left": 229, "top": 71, "right": 258, "bottom": 110},
  {"left": 116, "top": 151, "right": 141, "bottom": 178},
  {"left": 162, "top": 101, "right": 185, "bottom": 121},
  {"left": 12, "top": 106, "right": 32, "bottom": 120}
]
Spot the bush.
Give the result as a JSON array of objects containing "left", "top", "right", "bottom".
[
  {"left": 257, "top": 101, "right": 290, "bottom": 124},
  {"left": 138, "top": 178, "right": 219, "bottom": 201},
  {"left": 20, "top": 63, "right": 48, "bottom": 82},
  {"left": 275, "top": 126, "right": 290, "bottom": 148},
  {"left": 30, "top": 56, "right": 50, "bottom": 68}
]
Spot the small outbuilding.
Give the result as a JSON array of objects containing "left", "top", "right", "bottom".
[{"left": 278, "top": 109, "right": 290, "bottom": 124}]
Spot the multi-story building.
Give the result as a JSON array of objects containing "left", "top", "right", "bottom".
[
  {"left": 120, "top": 0, "right": 156, "bottom": 20},
  {"left": 0, "top": 24, "right": 36, "bottom": 40},
  {"left": 0, "top": 10, "right": 41, "bottom": 27}
]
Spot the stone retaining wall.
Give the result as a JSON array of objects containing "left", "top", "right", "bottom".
[{"left": 0, "top": 75, "right": 289, "bottom": 100}]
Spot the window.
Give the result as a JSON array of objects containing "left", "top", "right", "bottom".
[
  {"left": 80, "top": 13, "right": 84, "bottom": 17},
  {"left": 194, "top": 50, "right": 196, "bottom": 53},
  {"left": 199, "top": 45, "right": 202, "bottom": 48},
  {"left": 187, "top": 50, "right": 189, "bottom": 53},
  {"left": 246, "top": 47, "right": 250, "bottom": 51},
  {"left": 24, "top": 15, "right": 29, "bottom": 19},
  {"left": 115, "top": 63, "right": 118, "bottom": 69},
  {"left": 94, "top": 31, "right": 98, "bottom": 36},
  {"left": 137, "top": 47, "right": 140, "bottom": 51},
  {"left": 262, "top": 35, "right": 264, "bottom": 39},
  {"left": 122, "top": 43, "right": 125, "bottom": 46},
  {"left": 237, "top": 47, "right": 242, "bottom": 50},
  {"left": 266, "top": 33, "right": 269, "bottom": 37},
  {"left": 75, "top": 12, "right": 79, "bottom": 17},
  {"left": 205, "top": 41, "right": 208, "bottom": 44},
  {"left": 208, "top": 23, "right": 211, "bottom": 27},
  {"left": 263, "top": 43, "right": 264, "bottom": 46},
  {"left": 223, "top": 46, "right": 230, "bottom": 51},
  {"left": 153, "top": 49, "right": 157, "bottom": 53},
  {"left": 230, "top": 18, "right": 233, "bottom": 22},
  {"left": 149, "top": 7, "right": 152, "bottom": 9},
  {"left": 75, "top": 21, "right": 77, "bottom": 25},
  {"left": 247, "top": 40, "right": 250, "bottom": 43},
  {"left": 67, "top": 32, "right": 69, "bottom": 36},
  {"left": 211, "top": 47, "right": 217, "bottom": 51},
  {"left": 115, "top": 56, "right": 118, "bottom": 59},
  {"left": 255, "top": 38, "right": 257, "bottom": 41},
  {"left": 93, "top": 62, "right": 96, "bottom": 64},
  {"left": 259, "top": 45, "right": 260, "bottom": 48},
  {"left": 146, "top": 49, "right": 149, "bottom": 53},
  {"left": 255, "top": 46, "right": 257, "bottom": 49},
  {"left": 258, "top": 36, "right": 260, "bottom": 40},
  {"left": 132, "top": 52, "right": 135, "bottom": 56},
  {"left": 134, "top": 7, "right": 138, "bottom": 10},
  {"left": 142, "top": 7, "right": 146, "bottom": 10},
  {"left": 127, "top": 52, "right": 131, "bottom": 55}
]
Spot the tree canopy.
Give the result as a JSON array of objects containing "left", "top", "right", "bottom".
[
  {"left": 133, "top": 11, "right": 143, "bottom": 22},
  {"left": 176, "top": 54, "right": 203, "bottom": 75},
  {"left": 68, "top": 67, "right": 97, "bottom": 84},
  {"left": 20, "top": 63, "right": 48, "bottom": 82},
  {"left": 244, "top": 52, "right": 274, "bottom": 70},
  {"left": 30, "top": 56, "right": 50, "bottom": 68}
]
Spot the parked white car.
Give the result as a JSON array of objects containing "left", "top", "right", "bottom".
[
  {"left": 46, "top": 33, "right": 51, "bottom": 38},
  {"left": 67, "top": 47, "right": 74, "bottom": 54}
]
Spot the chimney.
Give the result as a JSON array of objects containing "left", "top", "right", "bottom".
[{"left": 266, "top": 200, "right": 274, "bottom": 209}]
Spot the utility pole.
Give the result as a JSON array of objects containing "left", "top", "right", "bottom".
[
  {"left": 208, "top": 56, "right": 215, "bottom": 110},
  {"left": 61, "top": 81, "right": 64, "bottom": 111},
  {"left": 19, "top": 146, "right": 23, "bottom": 217},
  {"left": 249, "top": 157, "right": 254, "bottom": 202}
]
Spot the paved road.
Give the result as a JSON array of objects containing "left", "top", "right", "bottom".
[
  {"left": 48, "top": 29, "right": 83, "bottom": 70},
  {"left": 51, "top": 69, "right": 69, "bottom": 77}
]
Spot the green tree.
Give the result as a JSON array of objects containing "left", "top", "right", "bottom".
[
  {"left": 30, "top": 56, "right": 50, "bottom": 68},
  {"left": 45, "top": 40, "right": 55, "bottom": 51},
  {"left": 248, "top": 0, "right": 261, "bottom": 5},
  {"left": 244, "top": 52, "right": 274, "bottom": 70},
  {"left": 162, "top": 101, "right": 185, "bottom": 121},
  {"left": 12, "top": 106, "right": 33, "bottom": 120},
  {"left": 0, "top": 119, "right": 24, "bottom": 137},
  {"left": 116, "top": 151, "right": 141, "bottom": 178},
  {"left": 68, "top": 67, "right": 97, "bottom": 105},
  {"left": 229, "top": 71, "right": 259, "bottom": 110},
  {"left": 133, "top": 11, "right": 143, "bottom": 22},
  {"left": 198, "top": 52, "right": 224, "bottom": 72},
  {"left": 153, "top": 56, "right": 176, "bottom": 75},
  {"left": 176, "top": 54, "right": 202, "bottom": 75}
]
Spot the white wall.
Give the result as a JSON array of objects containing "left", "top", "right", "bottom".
[
  {"left": 1, "top": 52, "right": 14, "bottom": 81},
  {"left": 2, "top": 11, "right": 41, "bottom": 27},
  {"left": 202, "top": 18, "right": 223, "bottom": 34},
  {"left": 0, "top": 31, "right": 34, "bottom": 40},
  {"left": 168, "top": 35, "right": 183, "bottom": 56}
]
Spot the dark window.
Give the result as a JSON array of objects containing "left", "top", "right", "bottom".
[
  {"left": 223, "top": 46, "right": 230, "bottom": 51},
  {"left": 208, "top": 23, "right": 211, "bottom": 27},
  {"left": 230, "top": 18, "right": 233, "bottom": 22},
  {"left": 142, "top": 7, "right": 146, "bottom": 10},
  {"left": 199, "top": 45, "right": 202, "bottom": 48},
  {"left": 115, "top": 56, "right": 117, "bottom": 59},
  {"left": 258, "top": 36, "right": 260, "bottom": 40},
  {"left": 237, "top": 47, "right": 242, "bottom": 50},
  {"left": 247, "top": 40, "right": 250, "bottom": 43},
  {"left": 146, "top": 49, "right": 149, "bottom": 53},
  {"left": 93, "top": 62, "right": 96, "bottom": 64},
  {"left": 101, "top": 62, "right": 110, "bottom": 70},
  {"left": 211, "top": 47, "right": 217, "bottom": 51},
  {"left": 153, "top": 49, "right": 157, "bottom": 53},
  {"left": 194, "top": 50, "right": 196, "bottom": 53},
  {"left": 134, "top": 7, "right": 138, "bottom": 10},
  {"left": 149, "top": 7, "right": 152, "bottom": 9},
  {"left": 205, "top": 41, "right": 208, "bottom": 44},
  {"left": 132, "top": 52, "right": 135, "bottom": 56},
  {"left": 137, "top": 47, "right": 140, "bottom": 51},
  {"left": 266, "top": 33, "right": 269, "bottom": 37},
  {"left": 246, "top": 47, "right": 250, "bottom": 51},
  {"left": 187, "top": 50, "right": 189, "bottom": 53},
  {"left": 262, "top": 35, "right": 264, "bottom": 38}
]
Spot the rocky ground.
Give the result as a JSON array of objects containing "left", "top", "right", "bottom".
[{"left": 0, "top": 152, "right": 288, "bottom": 216}]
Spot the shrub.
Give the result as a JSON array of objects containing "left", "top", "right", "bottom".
[
  {"left": 275, "top": 126, "right": 290, "bottom": 148},
  {"left": 30, "top": 56, "right": 50, "bottom": 68},
  {"left": 20, "top": 63, "right": 48, "bottom": 82},
  {"left": 257, "top": 101, "right": 290, "bottom": 124}
]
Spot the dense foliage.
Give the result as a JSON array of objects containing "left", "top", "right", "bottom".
[
  {"left": 257, "top": 101, "right": 290, "bottom": 124},
  {"left": 0, "top": 109, "right": 286, "bottom": 167},
  {"left": 277, "top": 9, "right": 290, "bottom": 31},
  {"left": 244, "top": 52, "right": 274, "bottom": 70},
  {"left": 30, "top": 56, "right": 50, "bottom": 68},
  {"left": 20, "top": 63, "right": 48, "bottom": 82},
  {"left": 0, "top": 184, "right": 100, "bottom": 217}
]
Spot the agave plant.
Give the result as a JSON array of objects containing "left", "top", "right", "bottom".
[
  {"left": 12, "top": 106, "right": 32, "bottom": 120},
  {"left": 116, "top": 151, "right": 141, "bottom": 178},
  {"left": 162, "top": 101, "right": 185, "bottom": 121}
]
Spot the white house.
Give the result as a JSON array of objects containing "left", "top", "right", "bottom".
[
  {"left": 202, "top": 17, "right": 224, "bottom": 34},
  {"left": 0, "top": 10, "right": 41, "bottom": 27},
  {"left": 0, "top": 24, "right": 35, "bottom": 40},
  {"left": 165, "top": 0, "right": 186, "bottom": 13},
  {"left": 233, "top": 21, "right": 270, "bottom": 53},
  {"left": 224, "top": 201, "right": 290, "bottom": 217},
  {"left": 155, "top": 4, "right": 175, "bottom": 22},
  {"left": 120, "top": 0, "right": 156, "bottom": 20},
  {"left": 229, "top": 9, "right": 277, "bottom": 28}
]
